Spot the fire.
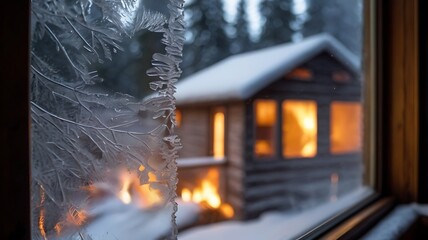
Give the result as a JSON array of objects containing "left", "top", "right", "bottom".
[
  {"left": 116, "top": 171, "right": 162, "bottom": 208},
  {"left": 180, "top": 169, "right": 234, "bottom": 218},
  {"left": 118, "top": 176, "right": 132, "bottom": 204}
]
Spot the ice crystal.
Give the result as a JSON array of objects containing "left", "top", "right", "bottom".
[{"left": 30, "top": 0, "right": 184, "bottom": 239}]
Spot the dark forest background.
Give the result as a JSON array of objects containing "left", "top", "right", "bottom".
[{"left": 99, "top": 0, "right": 363, "bottom": 98}]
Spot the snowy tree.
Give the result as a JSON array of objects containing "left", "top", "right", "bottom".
[
  {"left": 182, "top": 0, "right": 230, "bottom": 77},
  {"left": 258, "top": 0, "right": 295, "bottom": 48},
  {"left": 230, "top": 0, "right": 252, "bottom": 54},
  {"left": 302, "top": 0, "right": 363, "bottom": 56}
]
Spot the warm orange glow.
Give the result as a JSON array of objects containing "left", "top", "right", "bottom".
[
  {"left": 54, "top": 223, "right": 62, "bottom": 236},
  {"left": 286, "top": 68, "right": 313, "bottom": 80},
  {"left": 333, "top": 71, "right": 352, "bottom": 83},
  {"left": 119, "top": 176, "right": 132, "bottom": 204},
  {"left": 137, "top": 184, "right": 162, "bottom": 207},
  {"left": 255, "top": 140, "right": 274, "bottom": 156},
  {"left": 213, "top": 111, "right": 225, "bottom": 159},
  {"left": 139, "top": 165, "right": 145, "bottom": 172},
  {"left": 175, "top": 109, "right": 182, "bottom": 127},
  {"left": 148, "top": 172, "right": 157, "bottom": 182},
  {"left": 282, "top": 100, "right": 317, "bottom": 158},
  {"left": 39, "top": 208, "right": 47, "bottom": 240},
  {"left": 180, "top": 169, "right": 232, "bottom": 213},
  {"left": 39, "top": 189, "right": 47, "bottom": 239},
  {"left": 254, "top": 100, "right": 277, "bottom": 157},
  {"left": 219, "top": 203, "right": 235, "bottom": 219},
  {"left": 66, "top": 208, "right": 87, "bottom": 226},
  {"left": 114, "top": 171, "right": 162, "bottom": 208},
  {"left": 330, "top": 102, "right": 362, "bottom": 154},
  {"left": 255, "top": 100, "right": 276, "bottom": 126},
  {"left": 181, "top": 188, "right": 192, "bottom": 202}
]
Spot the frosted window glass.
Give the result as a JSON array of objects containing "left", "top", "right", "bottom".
[{"left": 30, "top": 0, "right": 184, "bottom": 239}]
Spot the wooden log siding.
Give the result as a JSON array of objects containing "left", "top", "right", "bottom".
[
  {"left": 242, "top": 52, "right": 363, "bottom": 219},
  {"left": 176, "top": 107, "right": 210, "bottom": 158}
]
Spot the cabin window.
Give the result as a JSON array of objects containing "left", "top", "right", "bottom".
[
  {"left": 330, "top": 102, "right": 362, "bottom": 154},
  {"left": 332, "top": 70, "right": 352, "bottom": 83},
  {"left": 212, "top": 109, "right": 225, "bottom": 159},
  {"left": 254, "top": 100, "right": 277, "bottom": 158},
  {"left": 285, "top": 67, "right": 313, "bottom": 81},
  {"left": 175, "top": 109, "right": 182, "bottom": 127},
  {"left": 282, "top": 100, "right": 317, "bottom": 158}
]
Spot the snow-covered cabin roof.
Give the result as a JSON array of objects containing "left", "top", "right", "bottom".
[{"left": 175, "top": 33, "right": 360, "bottom": 106}]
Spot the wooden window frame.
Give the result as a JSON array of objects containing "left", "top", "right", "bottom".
[{"left": 0, "top": 0, "right": 423, "bottom": 239}]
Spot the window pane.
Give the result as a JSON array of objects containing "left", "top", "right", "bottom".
[
  {"left": 282, "top": 100, "right": 317, "bottom": 158},
  {"left": 176, "top": 0, "right": 369, "bottom": 238},
  {"left": 285, "top": 68, "right": 313, "bottom": 81},
  {"left": 330, "top": 102, "right": 362, "bottom": 154},
  {"left": 213, "top": 111, "right": 225, "bottom": 159},
  {"left": 254, "top": 100, "right": 277, "bottom": 157},
  {"left": 30, "top": 0, "right": 184, "bottom": 239}
]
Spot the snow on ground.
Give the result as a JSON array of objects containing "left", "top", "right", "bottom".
[{"left": 178, "top": 187, "right": 373, "bottom": 240}]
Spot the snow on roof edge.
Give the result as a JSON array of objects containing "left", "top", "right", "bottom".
[{"left": 175, "top": 33, "right": 360, "bottom": 106}]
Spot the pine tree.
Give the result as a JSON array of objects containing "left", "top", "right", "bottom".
[
  {"left": 302, "top": 0, "right": 363, "bottom": 56},
  {"left": 258, "top": 0, "right": 295, "bottom": 48},
  {"left": 182, "top": 0, "right": 230, "bottom": 77},
  {"left": 231, "top": 0, "right": 252, "bottom": 54}
]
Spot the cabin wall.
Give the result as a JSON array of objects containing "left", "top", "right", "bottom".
[
  {"left": 242, "top": 52, "right": 363, "bottom": 219},
  {"left": 176, "top": 103, "right": 246, "bottom": 219},
  {"left": 176, "top": 107, "right": 210, "bottom": 158}
]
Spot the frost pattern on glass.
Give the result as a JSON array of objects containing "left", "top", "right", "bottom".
[{"left": 30, "top": 0, "right": 184, "bottom": 239}]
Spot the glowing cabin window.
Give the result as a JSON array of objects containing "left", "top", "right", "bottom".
[
  {"left": 213, "top": 110, "right": 225, "bottom": 159},
  {"left": 285, "top": 68, "right": 313, "bottom": 81},
  {"left": 332, "top": 70, "right": 352, "bottom": 83},
  {"left": 254, "top": 100, "right": 277, "bottom": 157},
  {"left": 175, "top": 109, "right": 182, "bottom": 127},
  {"left": 282, "top": 100, "right": 317, "bottom": 158},
  {"left": 330, "top": 102, "right": 362, "bottom": 154}
]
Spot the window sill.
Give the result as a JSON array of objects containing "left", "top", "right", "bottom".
[
  {"left": 177, "top": 157, "right": 226, "bottom": 168},
  {"left": 316, "top": 196, "right": 394, "bottom": 240},
  {"left": 179, "top": 187, "right": 375, "bottom": 240}
]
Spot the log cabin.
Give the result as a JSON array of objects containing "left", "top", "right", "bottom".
[{"left": 174, "top": 34, "right": 363, "bottom": 219}]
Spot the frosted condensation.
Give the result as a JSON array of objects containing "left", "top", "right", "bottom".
[{"left": 30, "top": 0, "right": 184, "bottom": 239}]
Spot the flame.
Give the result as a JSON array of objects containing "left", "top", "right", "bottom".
[
  {"left": 283, "top": 100, "right": 317, "bottom": 158},
  {"left": 180, "top": 169, "right": 234, "bottom": 218},
  {"left": 220, "top": 203, "right": 235, "bottom": 219},
  {"left": 116, "top": 171, "right": 161, "bottom": 208},
  {"left": 119, "top": 176, "right": 132, "bottom": 204},
  {"left": 181, "top": 188, "right": 192, "bottom": 202}
]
